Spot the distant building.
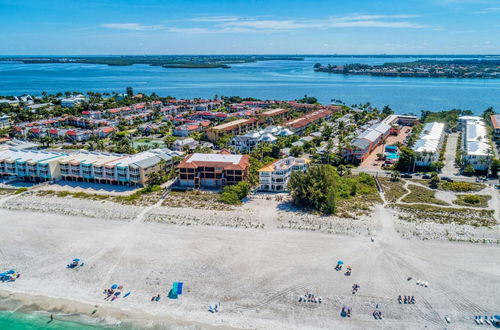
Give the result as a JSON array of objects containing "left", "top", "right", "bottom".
[
  {"left": 491, "top": 114, "right": 500, "bottom": 140},
  {"left": 258, "top": 108, "right": 290, "bottom": 124},
  {"left": 284, "top": 109, "right": 333, "bottom": 133},
  {"left": 60, "top": 95, "right": 86, "bottom": 108},
  {"left": 172, "top": 137, "right": 199, "bottom": 151},
  {"left": 412, "top": 122, "right": 446, "bottom": 167},
  {"left": 258, "top": 157, "right": 310, "bottom": 192},
  {"left": 207, "top": 118, "right": 258, "bottom": 142},
  {"left": 0, "top": 115, "right": 11, "bottom": 129},
  {"left": 176, "top": 151, "right": 250, "bottom": 188},
  {"left": 343, "top": 121, "right": 392, "bottom": 163}
]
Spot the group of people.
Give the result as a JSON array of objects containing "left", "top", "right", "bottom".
[
  {"left": 208, "top": 303, "right": 220, "bottom": 313},
  {"left": 103, "top": 284, "right": 129, "bottom": 302},
  {"left": 341, "top": 306, "right": 352, "bottom": 317},
  {"left": 298, "top": 292, "right": 322, "bottom": 303},
  {"left": 0, "top": 269, "right": 20, "bottom": 283},
  {"left": 398, "top": 295, "right": 416, "bottom": 304},
  {"left": 372, "top": 310, "right": 383, "bottom": 319},
  {"left": 151, "top": 294, "right": 161, "bottom": 302},
  {"left": 66, "top": 258, "right": 84, "bottom": 269}
]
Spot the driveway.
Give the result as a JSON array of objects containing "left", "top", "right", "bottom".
[{"left": 442, "top": 132, "right": 460, "bottom": 177}]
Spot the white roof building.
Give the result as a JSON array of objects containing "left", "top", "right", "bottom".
[
  {"left": 459, "top": 116, "right": 492, "bottom": 171},
  {"left": 412, "top": 122, "right": 445, "bottom": 167}
]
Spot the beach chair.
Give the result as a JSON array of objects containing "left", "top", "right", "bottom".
[
  {"left": 424, "top": 281, "right": 428, "bottom": 287},
  {"left": 416, "top": 280, "right": 421, "bottom": 285}
]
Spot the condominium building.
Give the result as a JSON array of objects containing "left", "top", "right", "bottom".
[
  {"left": 284, "top": 109, "right": 333, "bottom": 133},
  {"left": 491, "top": 114, "right": 500, "bottom": 140},
  {"left": 258, "top": 157, "right": 310, "bottom": 192},
  {"left": 258, "top": 108, "right": 290, "bottom": 124},
  {"left": 0, "top": 115, "right": 11, "bottom": 129},
  {"left": 177, "top": 152, "right": 250, "bottom": 188},
  {"left": 58, "top": 149, "right": 177, "bottom": 186},
  {"left": 412, "top": 122, "right": 446, "bottom": 167},
  {"left": 206, "top": 118, "right": 258, "bottom": 142},
  {"left": 0, "top": 149, "right": 68, "bottom": 181},
  {"left": 459, "top": 116, "right": 492, "bottom": 172},
  {"left": 343, "top": 121, "right": 392, "bottom": 163}
]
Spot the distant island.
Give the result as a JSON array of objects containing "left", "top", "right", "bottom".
[
  {"left": 0, "top": 55, "right": 304, "bottom": 69},
  {"left": 314, "top": 59, "right": 500, "bottom": 79}
]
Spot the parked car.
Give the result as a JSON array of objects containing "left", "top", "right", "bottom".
[
  {"left": 441, "top": 176, "right": 453, "bottom": 182},
  {"left": 401, "top": 173, "right": 413, "bottom": 178},
  {"left": 422, "top": 174, "right": 431, "bottom": 179}
]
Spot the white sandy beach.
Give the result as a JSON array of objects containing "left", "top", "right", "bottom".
[{"left": 0, "top": 191, "right": 499, "bottom": 329}]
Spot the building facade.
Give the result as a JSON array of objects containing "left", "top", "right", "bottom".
[
  {"left": 207, "top": 118, "right": 258, "bottom": 142},
  {"left": 459, "top": 116, "right": 492, "bottom": 172},
  {"left": 177, "top": 152, "right": 250, "bottom": 188},
  {"left": 0, "top": 149, "right": 68, "bottom": 181},
  {"left": 258, "top": 157, "right": 310, "bottom": 192}
]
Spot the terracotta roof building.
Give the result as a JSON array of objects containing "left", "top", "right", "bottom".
[
  {"left": 284, "top": 109, "right": 333, "bottom": 132},
  {"left": 206, "top": 118, "right": 258, "bottom": 142},
  {"left": 491, "top": 114, "right": 500, "bottom": 140},
  {"left": 177, "top": 152, "right": 250, "bottom": 188}
]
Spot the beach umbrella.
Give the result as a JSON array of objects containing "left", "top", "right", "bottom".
[
  {"left": 6, "top": 270, "right": 15, "bottom": 274},
  {"left": 337, "top": 260, "right": 344, "bottom": 265},
  {"left": 73, "top": 258, "right": 80, "bottom": 262},
  {"left": 111, "top": 284, "right": 118, "bottom": 289}
]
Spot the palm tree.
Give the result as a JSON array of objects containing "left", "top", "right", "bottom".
[{"left": 391, "top": 170, "right": 401, "bottom": 182}]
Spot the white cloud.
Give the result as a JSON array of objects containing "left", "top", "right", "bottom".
[
  {"left": 101, "top": 14, "right": 432, "bottom": 35},
  {"left": 216, "top": 15, "right": 431, "bottom": 31},
  {"left": 101, "top": 23, "right": 164, "bottom": 31},
  {"left": 473, "top": 7, "right": 500, "bottom": 13},
  {"left": 186, "top": 16, "right": 241, "bottom": 22}
]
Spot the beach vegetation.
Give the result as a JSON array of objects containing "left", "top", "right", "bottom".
[
  {"left": 440, "top": 181, "right": 485, "bottom": 192},
  {"left": 395, "top": 203, "right": 495, "bottom": 227},
  {"left": 453, "top": 194, "right": 490, "bottom": 208},
  {"left": 401, "top": 184, "right": 448, "bottom": 205},
  {"left": 288, "top": 165, "right": 379, "bottom": 215},
  {"left": 219, "top": 181, "right": 251, "bottom": 205}
]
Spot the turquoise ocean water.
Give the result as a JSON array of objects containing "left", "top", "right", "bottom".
[
  {"left": 1, "top": 56, "right": 499, "bottom": 114},
  {"left": 0, "top": 311, "right": 124, "bottom": 330}
]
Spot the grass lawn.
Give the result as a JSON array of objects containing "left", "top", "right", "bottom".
[
  {"left": 453, "top": 194, "right": 491, "bottom": 208},
  {"left": 401, "top": 184, "right": 449, "bottom": 206}
]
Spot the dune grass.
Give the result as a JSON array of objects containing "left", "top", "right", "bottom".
[{"left": 401, "top": 184, "right": 448, "bottom": 206}]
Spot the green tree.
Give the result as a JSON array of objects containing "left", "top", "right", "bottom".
[
  {"left": 395, "top": 147, "right": 415, "bottom": 172},
  {"left": 491, "top": 158, "right": 500, "bottom": 177},
  {"left": 288, "top": 164, "right": 338, "bottom": 214},
  {"left": 429, "top": 161, "right": 444, "bottom": 172},
  {"left": 429, "top": 173, "right": 440, "bottom": 188},
  {"left": 463, "top": 164, "right": 475, "bottom": 176},
  {"left": 382, "top": 105, "right": 394, "bottom": 117},
  {"left": 391, "top": 170, "right": 401, "bottom": 182}
]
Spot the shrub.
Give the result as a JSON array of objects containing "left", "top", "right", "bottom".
[
  {"left": 441, "top": 181, "right": 484, "bottom": 192},
  {"left": 14, "top": 187, "right": 28, "bottom": 194},
  {"left": 219, "top": 181, "right": 251, "bottom": 205},
  {"left": 463, "top": 194, "right": 480, "bottom": 204}
]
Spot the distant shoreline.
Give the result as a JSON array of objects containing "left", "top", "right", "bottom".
[{"left": 0, "top": 55, "right": 304, "bottom": 69}]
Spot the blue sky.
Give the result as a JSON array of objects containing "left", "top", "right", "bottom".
[{"left": 0, "top": 0, "right": 499, "bottom": 54}]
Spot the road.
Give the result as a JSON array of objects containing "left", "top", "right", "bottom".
[{"left": 442, "top": 132, "right": 459, "bottom": 178}]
